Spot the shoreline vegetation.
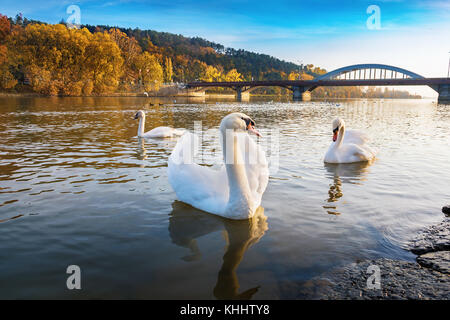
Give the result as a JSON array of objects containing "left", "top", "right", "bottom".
[{"left": 0, "top": 13, "right": 421, "bottom": 99}]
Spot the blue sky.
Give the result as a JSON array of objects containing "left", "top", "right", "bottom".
[{"left": 1, "top": 0, "right": 449, "bottom": 95}]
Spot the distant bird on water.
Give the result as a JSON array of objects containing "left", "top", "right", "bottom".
[{"left": 133, "top": 110, "right": 185, "bottom": 138}]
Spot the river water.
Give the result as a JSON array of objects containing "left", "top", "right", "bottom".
[{"left": 0, "top": 96, "right": 448, "bottom": 299}]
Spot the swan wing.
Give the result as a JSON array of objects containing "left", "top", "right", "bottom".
[
  {"left": 345, "top": 129, "right": 377, "bottom": 159},
  {"left": 327, "top": 143, "right": 376, "bottom": 163},
  {"left": 145, "top": 126, "right": 184, "bottom": 138},
  {"left": 168, "top": 133, "right": 228, "bottom": 215},
  {"left": 344, "top": 129, "right": 370, "bottom": 145},
  {"left": 348, "top": 144, "right": 376, "bottom": 162}
]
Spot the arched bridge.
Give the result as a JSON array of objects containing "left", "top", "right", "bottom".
[{"left": 186, "top": 64, "right": 450, "bottom": 103}]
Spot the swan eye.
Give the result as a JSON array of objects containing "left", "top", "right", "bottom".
[
  {"left": 241, "top": 117, "right": 255, "bottom": 129},
  {"left": 333, "top": 126, "right": 339, "bottom": 133}
]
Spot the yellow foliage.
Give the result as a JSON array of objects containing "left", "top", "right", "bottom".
[
  {"left": 108, "top": 28, "right": 141, "bottom": 82},
  {"left": 0, "top": 65, "right": 16, "bottom": 89},
  {"left": 83, "top": 80, "right": 94, "bottom": 95},
  {"left": 200, "top": 65, "right": 222, "bottom": 82},
  {"left": 163, "top": 57, "right": 173, "bottom": 82},
  {"left": 63, "top": 81, "right": 83, "bottom": 96},
  {"left": 288, "top": 71, "right": 299, "bottom": 80},
  {"left": 85, "top": 31, "right": 123, "bottom": 94},
  {"left": 299, "top": 73, "right": 314, "bottom": 80},
  {"left": 8, "top": 23, "right": 123, "bottom": 95},
  {"left": 0, "top": 44, "right": 6, "bottom": 65},
  {"left": 134, "top": 51, "right": 163, "bottom": 91},
  {"left": 223, "top": 69, "right": 243, "bottom": 82}
]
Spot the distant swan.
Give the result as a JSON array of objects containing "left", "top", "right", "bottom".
[
  {"left": 324, "top": 118, "right": 376, "bottom": 163},
  {"left": 133, "top": 110, "right": 184, "bottom": 138},
  {"left": 168, "top": 112, "right": 269, "bottom": 220}
]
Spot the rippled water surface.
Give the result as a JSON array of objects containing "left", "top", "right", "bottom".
[{"left": 1, "top": 96, "right": 449, "bottom": 299}]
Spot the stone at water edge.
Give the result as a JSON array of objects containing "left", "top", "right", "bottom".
[
  {"left": 417, "top": 251, "right": 450, "bottom": 274},
  {"left": 409, "top": 219, "right": 450, "bottom": 254},
  {"left": 442, "top": 205, "right": 450, "bottom": 216}
]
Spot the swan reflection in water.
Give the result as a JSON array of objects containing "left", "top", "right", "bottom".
[
  {"left": 136, "top": 137, "right": 148, "bottom": 161},
  {"left": 323, "top": 161, "right": 372, "bottom": 215},
  {"left": 168, "top": 201, "right": 268, "bottom": 300}
]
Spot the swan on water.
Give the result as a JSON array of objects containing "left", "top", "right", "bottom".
[
  {"left": 168, "top": 112, "right": 269, "bottom": 220},
  {"left": 324, "top": 118, "right": 376, "bottom": 164},
  {"left": 133, "top": 110, "right": 185, "bottom": 138}
]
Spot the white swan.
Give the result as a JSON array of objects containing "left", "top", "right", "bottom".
[
  {"left": 133, "top": 110, "right": 184, "bottom": 138},
  {"left": 324, "top": 118, "right": 376, "bottom": 164},
  {"left": 168, "top": 112, "right": 269, "bottom": 220}
]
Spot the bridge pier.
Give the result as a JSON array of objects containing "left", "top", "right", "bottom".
[
  {"left": 292, "top": 86, "right": 311, "bottom": 101},
  {"left": 437, "top": 84, "right": 450, "bottom": 104},
  {"left": 235, "top": 87, "right": 250, "bottom": 101}
]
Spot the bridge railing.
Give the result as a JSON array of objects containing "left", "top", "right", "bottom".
[
  {"left": 329, "top": 68, "right": 415, "bottom": 80},
  {"left": 315, "top": 63, "right": 425, "bottom": 81}
]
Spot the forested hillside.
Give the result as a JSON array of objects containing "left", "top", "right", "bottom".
[
  {"left": 0, "top": 13, "right": 420, "bottom": 98},
  {"left": 83, "top": 24, "right": 315, "bottom": 81}
]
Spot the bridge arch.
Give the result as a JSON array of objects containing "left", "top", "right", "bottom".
[
  {"left": 315, "top": 64, "right": 425, "bottom": 81},
  {"left": 307, "top": 63, "right": 437, "bottom": 93}
]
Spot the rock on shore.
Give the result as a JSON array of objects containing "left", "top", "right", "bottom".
[
  {"left": 308, "top": 258, "right": 449, "bottom": 300},
  {"left": 417, "top": 251, "right": 450, "bottom": 274},
  {"left": 409, "top": 219, "right": 450, "bottom": 254}
]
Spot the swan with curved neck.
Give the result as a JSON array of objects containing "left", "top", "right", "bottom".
[
  {"left": 168, "top": 112, "right": 268, "bottom": 220},
  {"left": 324, "top": 118, "right": 376, "bottom": 164},
  {"left": 133, "top": 110, "right": 184, "bottom": 138}
]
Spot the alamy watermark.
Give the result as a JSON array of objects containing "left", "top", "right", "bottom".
[
  {"left": 170, "top": 121, "right": 280, "bottom": 174},
  {"left": 366, "top": 264, "right": 381, "bottom": 289},
  {"left": 366, "top": 5, "right": 381, "bottom": 30},
  {"left": 66, "top": 5, "right": 81, "bottom": 29},
  {"left": 66, "top": 265, "right": 81, "bottom": 290}
]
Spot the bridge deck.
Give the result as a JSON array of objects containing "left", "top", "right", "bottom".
[{"left": 187, "top": 78, "right": 450, "bottom": 88}]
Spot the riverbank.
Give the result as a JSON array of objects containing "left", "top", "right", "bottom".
[
  {"left": 302, "top": 208, "right": 450, "bottom": 300},
  {"left": 0, "top": 91, "right": 428, "bottom": 100}
]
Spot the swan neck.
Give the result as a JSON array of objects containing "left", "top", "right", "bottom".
[
  {"left": 138, "top": 115, "right": 145, "bottom": 137},
  {"left": 220, "top": 128, "right": 252, "bottom": 214},
  {"left": 336, "top": 124, "right": 345, "bottom": 148}
]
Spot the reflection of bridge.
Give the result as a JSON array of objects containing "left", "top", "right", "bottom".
[{"left": 186, "top": 64, "right": 450, "bottom": 103}]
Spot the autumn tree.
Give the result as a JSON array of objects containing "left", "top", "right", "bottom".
[
  {"left": 299, "top": 73, "right": 314, "bottom": 80},
  {"left": 0, "top": 14, "right": 16, "bottom": 89},
  {"left": 288, "top": 71, "right": 299, "bottom": 80},
  {"left": 163, "top": 57, "right": 173, "bottom": 83},
  {"left": 108, "top": 28, "right": 141, "bottom": 85},
  {"left": 133, "top": 51, "right": 163, "bottom": 91},
  {"left": 223, "top": 68, "right": 243, "bottom": 82},
  {"left": 7, "top": 23, "right": 123, "bottom": 95},
  {"left": 85, "top": 31, "right": 123, "bottom": 94},
  {"left": 200, "top": 65, "right": 221, "bottom": 82}
]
